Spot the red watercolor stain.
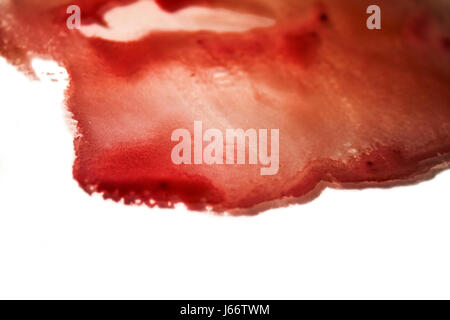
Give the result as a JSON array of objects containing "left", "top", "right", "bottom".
[{"left": 1, "top": 0, "right": 450, "bottom": 214}]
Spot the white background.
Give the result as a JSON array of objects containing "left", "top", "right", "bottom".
[{"left": 0, "top": 57, "right": 449, "bottom": 300}]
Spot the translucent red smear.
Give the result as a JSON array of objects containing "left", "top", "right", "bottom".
[{"left": 1, "top": 0, "right": 450, "bottom": 214}]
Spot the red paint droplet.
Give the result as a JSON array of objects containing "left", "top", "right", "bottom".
[{"left": 1, "top": 0, "right": 450, "bottom": 214}]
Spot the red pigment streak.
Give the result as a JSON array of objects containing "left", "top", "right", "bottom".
[
  {"left": 155, "top": 0, "right": 210, "bottom": 12},
  {"left": 1, "top": 0, "right": 450, "bottom": 214}
]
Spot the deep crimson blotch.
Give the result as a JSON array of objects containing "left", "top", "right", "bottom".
[{"left": 1, "top": 0, "right": 449, "bottom": 214}]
